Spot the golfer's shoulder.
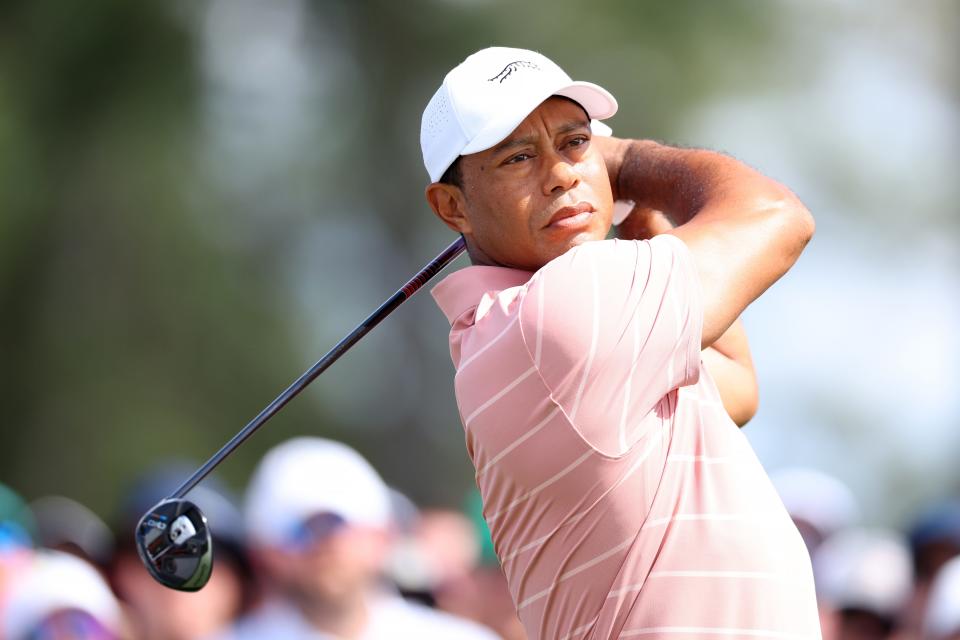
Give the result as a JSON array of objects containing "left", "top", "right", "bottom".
[
  {"left": 517, "top": 236, "right": 697, "bottom": 359},
  {"left": 522, "top": 236, "right": 689, "bottom": 316},
  {"left": 535, "top": 235, "right": 688, "bottom": 284}
]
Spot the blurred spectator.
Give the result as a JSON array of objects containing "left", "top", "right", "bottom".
[
  {"left": 384, "top": 494, "right": 525, "bottom": 640},
  {"left": 383, "top": 489, "right": 434, "bottom": 605},
  {"left": 814, "top": 528, "right": 913, "bottom": 640},
  {"left": 900, "top": 500, "right": 960, "bottom": 639},
  {"left": 219, "top": 437, "right": 498, "bottom": 639},
  {"left": 0, "top": 482, "right": 35, "bottom": 551},
  {"left": 464, "top": 489, "right": 500, "bottom": 567},
  {"left": 387, "top": 489, "right": 421, "bottom": 538},
  {"left": 909, "top": 501, "right": 960, "bottom": 584},
  {"left": 923, "top": 555, "right": 960, "bottom": 640},
  {"left": 1, "top": 549, "right": 127, "bottom": 639},
  {"left": 30, "top": 496, "right": 115, "bottom": 568},
  {"left": 387, "top": 507, "right": 478, "bottom": 606},
  {"left": 108, "top": 463, "right": 251, "bottom": 640},
  {"left": 418, "top": 509, "right": 481, "bottom": 584},
  {"left": 772, "top": 467, "right": 861, "bottom": 640},
  {"left": 424, "top": 491, "right": 525, "bottom": 640},
  {"left": 771, "top": 467, "right": 860, "bottom": 554},
  {"left": 1, "top": 482, "right": 36, "bottom": 632},
  {"left": 435, "top": 566, "right": 525, "bottom": 640}
]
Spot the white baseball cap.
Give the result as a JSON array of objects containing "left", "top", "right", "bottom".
[
  {"left": 421, "top": 46, "right": 618, "bottom": 183},
  {"left": 771, "top": 467, "right": 860, "bottom": 541},
  {"left": 812, "top": 528, "right": 913, "bottom": 617},
  {"left": 925, "top": 555, "right": 960, "bottom": 639},
  {"left": 244, "top": 437, "right": 392, "bottom": 547},
  {"left": 2, "top": 550, "right": 124, "bottom": 639}
]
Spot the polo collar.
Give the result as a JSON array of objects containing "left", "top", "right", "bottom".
[{"left": 431, "top": 265, "right": 533, "bottom": 325}]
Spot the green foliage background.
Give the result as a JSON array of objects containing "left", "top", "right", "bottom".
[{"left": 1, "top": 0, "right": 957, "bottom": 526}]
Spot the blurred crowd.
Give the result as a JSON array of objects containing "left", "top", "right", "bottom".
[
  {"left": 1, "top": 439, "right": 959, "bottom": 640},
  {"left": 0, "top": 437, "right": 519, "bottom": 640}
]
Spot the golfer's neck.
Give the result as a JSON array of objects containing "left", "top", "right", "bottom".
[
  {"left": 465, "top": 236, "right": 532, "bottom": 270},
  {"left": 465, "top": 237, "right": 500, "bottom": 267}
]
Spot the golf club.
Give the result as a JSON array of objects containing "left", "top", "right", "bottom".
[{"left": 136, "top": 235, "right": 467, "bottom": 591}]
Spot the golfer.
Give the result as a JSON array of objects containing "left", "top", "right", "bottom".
[{"left": 422, "top": 47, "right": 821, "bottom": 639}]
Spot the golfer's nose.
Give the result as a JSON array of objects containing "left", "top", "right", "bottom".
[{"left": 544, "top": 159, "right": 580, "bottom": 195}]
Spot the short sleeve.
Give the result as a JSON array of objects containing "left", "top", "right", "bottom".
[{"left": 518, "top": 235, "right": 703, "bottom": 455}]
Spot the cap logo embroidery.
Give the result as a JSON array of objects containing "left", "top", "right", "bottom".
[{"left": 488, "top": 60, "right": 541, "bottom": 83}]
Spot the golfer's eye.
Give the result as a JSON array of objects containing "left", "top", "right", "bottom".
[
  {"left": 566, "top": 135, "right": 589, "bottom": 148},
  {"left": 504, "top": 152, "right": 533, "bottom": 165}
]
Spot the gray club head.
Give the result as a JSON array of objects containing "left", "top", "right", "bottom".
[{"left": 135, "top": 499, "right": 213, "bottom": 591}]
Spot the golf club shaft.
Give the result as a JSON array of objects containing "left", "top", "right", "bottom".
[{"left": 170, "top": 235, "right": 468, "bottom": 500}]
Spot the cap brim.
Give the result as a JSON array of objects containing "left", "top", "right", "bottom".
[
  {"left": 461, "top": 80, "right": 618, "bottom": 156},
  {"left": 555, "top": 81, "right": 618, "bottom": 120}
]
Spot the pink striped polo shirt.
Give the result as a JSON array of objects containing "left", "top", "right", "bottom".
[{"left": 432, "top": 236, "right": 821, "bottom": 640}]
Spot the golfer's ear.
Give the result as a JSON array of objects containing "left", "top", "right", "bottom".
[{"left": 425, "top": 183, "right": 472, "bottom": 234}]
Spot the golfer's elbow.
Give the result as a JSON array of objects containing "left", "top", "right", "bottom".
[
  {"left": 779, "top": 190, "right": 815, "bottom": 254},
  {"left": 758, "top": 188, "right": 814, "bottom": 269}
]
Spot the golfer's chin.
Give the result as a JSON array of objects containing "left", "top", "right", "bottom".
[
  {"left": 471, "top": 221, "right": 610, "bottom": 270},
  {"left": 537, "top": 226, "right": 610, "bottom": 265}
]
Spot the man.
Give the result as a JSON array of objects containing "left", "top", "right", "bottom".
[
  {"left": 811, "top": 528, "right": 913, "bottom": 640},
  {"left": 925, "top": 555, "right": 960, "bottom": 640},
  {"left": 423, "top": 47, "right": 820, "bottom": 639},
  {"left": 2, "top": 549, "right": 127, "bottom": 640},
  {"left": 110, "top": 464, "right": 250, "bottom": 640},
  {"left": 219, "top": 437, "right": 499, "bottom": 639}
]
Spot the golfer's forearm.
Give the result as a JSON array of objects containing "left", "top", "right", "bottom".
[
  {"left": 604, "top": 138, "right": 799, "bottom": 226},
  {"left": 601, "top": 136, "right": 814, "bottom": 348}
]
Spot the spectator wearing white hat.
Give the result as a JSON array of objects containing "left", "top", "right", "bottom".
[
  {"left": 924, "top": 555, "right": 960, "bottom": 640},
  {"left": 895, "top": 499, "right": 960, "bottom": 640},
  {"left": 813, "top": 528, "right": 913, "bottom": 640},
  {"left": 110, "top": 463, "right": 251, "bottom": 640},
  {"left": 218, "top": 437, "right": 498, "bottom": 640},
  {"left": 1, "top": 549, "right": 128, "bottom": 640},
  {"left": 771, "top": 467, "right": 860, "bottom": 554}
]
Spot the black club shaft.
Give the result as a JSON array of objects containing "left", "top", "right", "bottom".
[{"left": 169, "top": 235, "right": 467, "bottom": 500}]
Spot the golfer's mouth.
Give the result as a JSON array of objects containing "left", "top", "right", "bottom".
[{"left": 545, "top": 202, "right": 595, "bottom": 230}]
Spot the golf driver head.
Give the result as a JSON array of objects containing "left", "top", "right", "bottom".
[{"left": 135, "top": 499, "right": 213, "bottom": 591}]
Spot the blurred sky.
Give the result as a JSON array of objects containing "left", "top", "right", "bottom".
[
  {"left": 681, "top": 2, "right": 960, "bottom": 523},
  {"left": 1, "top": 0, "right": 957, "bottom": 527}
]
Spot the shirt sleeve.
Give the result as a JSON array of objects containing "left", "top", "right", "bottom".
[{"left": 518, "top": 235, "right": 703, "bottom": 456}]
